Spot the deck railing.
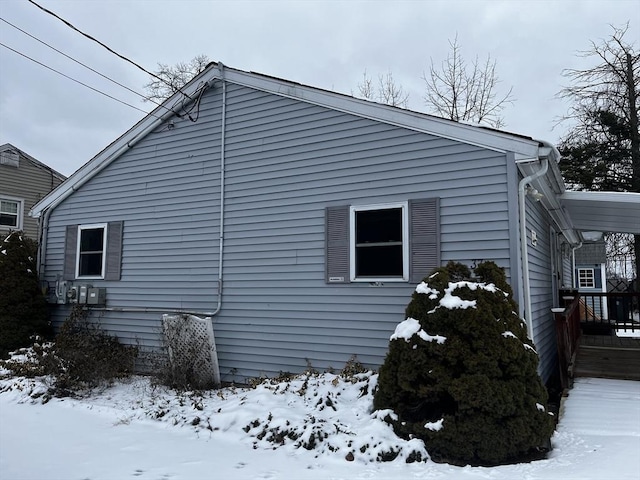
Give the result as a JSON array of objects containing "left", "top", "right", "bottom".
[
  {"left": 578, "top": 291, "right": 639, "bottom": 334},
  {"left": 553, "top": 292, "right": 582, "bottom": 390}
]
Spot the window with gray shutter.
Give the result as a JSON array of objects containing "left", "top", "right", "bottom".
[
  {"left": 63, "top": 222, "right": 124, "bottom": 280},
  {"left": 325, "top": 198, "right": 440, "bottom": 284}
]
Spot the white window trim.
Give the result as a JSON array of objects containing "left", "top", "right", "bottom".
[
  {"left": 75, "top": 223, "right": 108, "bottom": 279},
  {"left": 577, "top": 267, "right": 595, "bottom": 289},
  {"left": 349, "top": 201, "right": 409, "bottom": 282},
  {"left": 0, "top": 196, "right": 24, "bottom": 231}
]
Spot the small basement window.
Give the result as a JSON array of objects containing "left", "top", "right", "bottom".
[
  {"left": 350, "top": 202, "right": 408, "bottom": 281},
  {"left": 76, "top": 224, "right": 107, "bottom": 278},
  {"left": 577, "top": 268, "right": 595, "bottom": 288},
  {"left": 0, "top": 198, "right": 22, "bottom": 229}
]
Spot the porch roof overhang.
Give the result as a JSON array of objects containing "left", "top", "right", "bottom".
[{"left": 559, "top": 191, "right": 640, "bottom": 235}]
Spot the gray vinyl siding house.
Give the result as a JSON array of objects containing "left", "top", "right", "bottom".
[
  {"left": 0, "top": 144, "right": 66, "bottom": 239},
  {"left": 32, "top": 64, "right": 585, "bottom": 385}
]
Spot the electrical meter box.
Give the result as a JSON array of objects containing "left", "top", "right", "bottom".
[
  {"left": 87, "top": 288, "right": 106, "bottom": 305},
  {"left": 77, "top": 285, "right": 92, "bottom": 304}
]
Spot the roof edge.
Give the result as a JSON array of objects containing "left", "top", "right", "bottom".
[{"left": 31, "top": 62, "right": 546, "bottom": 217}]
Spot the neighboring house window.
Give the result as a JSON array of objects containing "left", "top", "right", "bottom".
[
  {"left": 63, "top": 222, "right": 124, "bottom": 281},
  {"left": 326, "top": 198, "right": 440, "bottom": 284},
  {"left": 350, "top": 203, "right": 409, "bottom": 281},
  {"left": 577, "top": 268, "right": 595, "bottom": 288},
  {"left": 0, "top": 198, "right": 23, "bottom": 230},
  {"left": 76, "top": 224, "right": 107, "bottom": 278}
]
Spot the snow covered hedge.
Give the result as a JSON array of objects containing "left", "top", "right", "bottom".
[{"left": 373, "top": 261, "right": 555, "bottom": 466}]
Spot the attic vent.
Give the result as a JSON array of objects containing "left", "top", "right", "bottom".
[{"left": 0, "top": 151, "right": 19, "bottom": 168}]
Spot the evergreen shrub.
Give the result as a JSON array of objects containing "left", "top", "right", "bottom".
[
  {"left": 0, "top": 231, "right": 50, "bottom": 358},
  {"left": 373, "top": 261, "right": 555, "bottom": 466}
]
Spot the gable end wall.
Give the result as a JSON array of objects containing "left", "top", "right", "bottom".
[{"left": 45, "top": 83, "right": 518, "bottom": 382}]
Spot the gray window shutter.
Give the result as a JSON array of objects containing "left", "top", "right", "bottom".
[
  {"left": 409, "top": 198, "right": 440, "bottom": 284},
  {"left": 105, "top": 221, "right": 123, "bottom": 281},
  {"left": 326, "top": 206, "right": 349, "bottom": 283},
  {"left": 63, "top": 225, "right": 78, "bottom": 280}
]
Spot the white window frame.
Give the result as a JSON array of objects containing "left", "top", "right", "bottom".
[
  {"left": 577, "top": 268, "right": 595, "bottom": 289},
  {"left": 75, "top": 223, "right": 108, "bottom": 279},
  {"left": 0, "top": 196, "right": 23, "bottom": 231},
  {"left": 349, "top": 201, "right": 409, "bottom": 282}
]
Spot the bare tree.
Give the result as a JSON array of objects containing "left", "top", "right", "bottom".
[
  {"left": 143, "top": 54, "right": 211, "bottom": 103},
  {"left": 357, "top": 69, "right": 409, "bottom": 108},
  {"left": 558, "top": 24, "right": 639, "bottom": 282},
  {"left": 423, "top": 35, "right": 514, "bottom": 128}
]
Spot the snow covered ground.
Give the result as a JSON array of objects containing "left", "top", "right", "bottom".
[{"left": 1, "top": 372, "right": 639, "bottom": 480}]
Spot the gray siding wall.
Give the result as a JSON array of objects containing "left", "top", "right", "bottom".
[
  {"left": 45, "top": 83, "right": 515, "bottom": 382},
  {"left": 524, "top": 195, "right": 557, "bottom": 383},
  {"left": 1, "top": 159, "right": 64, "bottom": 239}
]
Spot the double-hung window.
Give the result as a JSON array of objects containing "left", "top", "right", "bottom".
[
  {"left": 326, "top": 198, "right": 439, "bottom": 284},
  {"left": 0, "top": 198, "right": 22, "bottom": 229},
  {"left": 350, "top": 202, "right": 409, "bottom": 282},
  {"left": 64, "top": 221, "right": 123, "bottom": 281},
  {"left": 76, "top": 224, "right": 108, "bottom": 278}
]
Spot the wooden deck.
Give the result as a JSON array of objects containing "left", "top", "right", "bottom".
[{"left": 572, "top": 335, "right": 640, "bottom": 381}]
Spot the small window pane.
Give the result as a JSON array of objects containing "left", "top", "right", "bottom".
[
  {"left": 79, "top": 253, "right": 103, "bottom": 276},
  {"left": 1, "top": 201, "right": 18, "bottom": 214},
  {"left": 0, "top": 213, "right": 18, "bottom": 227},
  {"left": 80, "top": 228, "right": 104, "bottom": 252},
  {"left": 356, "top": 208, "right": 402, "bottom": 244},
  {"left": 356, "top": 245, "right": 403, "bottom": 276}
]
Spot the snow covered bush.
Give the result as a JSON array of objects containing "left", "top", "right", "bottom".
[
  {"left": 373, "top": 261, "right": 555, "bottom": 466},
  {"left": 0, "top": 232, "right": 50, "bottom": 358}
]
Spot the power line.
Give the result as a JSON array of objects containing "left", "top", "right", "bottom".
[
  {"left": 0, "top": 17, "right": 164, "bottom": 109},
  {"left": 0, "top": 42, "right": 157, "bottom": 117},
  {"left": 26, "top": 0, "right": 193, "bottom": 100}
]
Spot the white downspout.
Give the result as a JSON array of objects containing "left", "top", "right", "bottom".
[{"left": 518, "top": 157, "right": 549, "bottom": 341}]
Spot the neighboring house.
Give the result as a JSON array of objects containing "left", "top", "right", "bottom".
[
  {"left": 0, "top": 144, "right": 66, "bottom": 239},
  {"left": 30, "top": 63, "right": 640, "bottom": 386}
]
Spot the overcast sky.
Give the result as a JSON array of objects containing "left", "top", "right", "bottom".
[{"left": 1, "top": 0, "right": 638, "bottom": 177}]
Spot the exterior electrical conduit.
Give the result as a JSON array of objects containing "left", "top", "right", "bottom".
[
  {"left": 39, "top": 63, "right": 228, "bottom": 320},
  {"left": 104, "top": 65, "right": 227, "bottom": 318}
]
